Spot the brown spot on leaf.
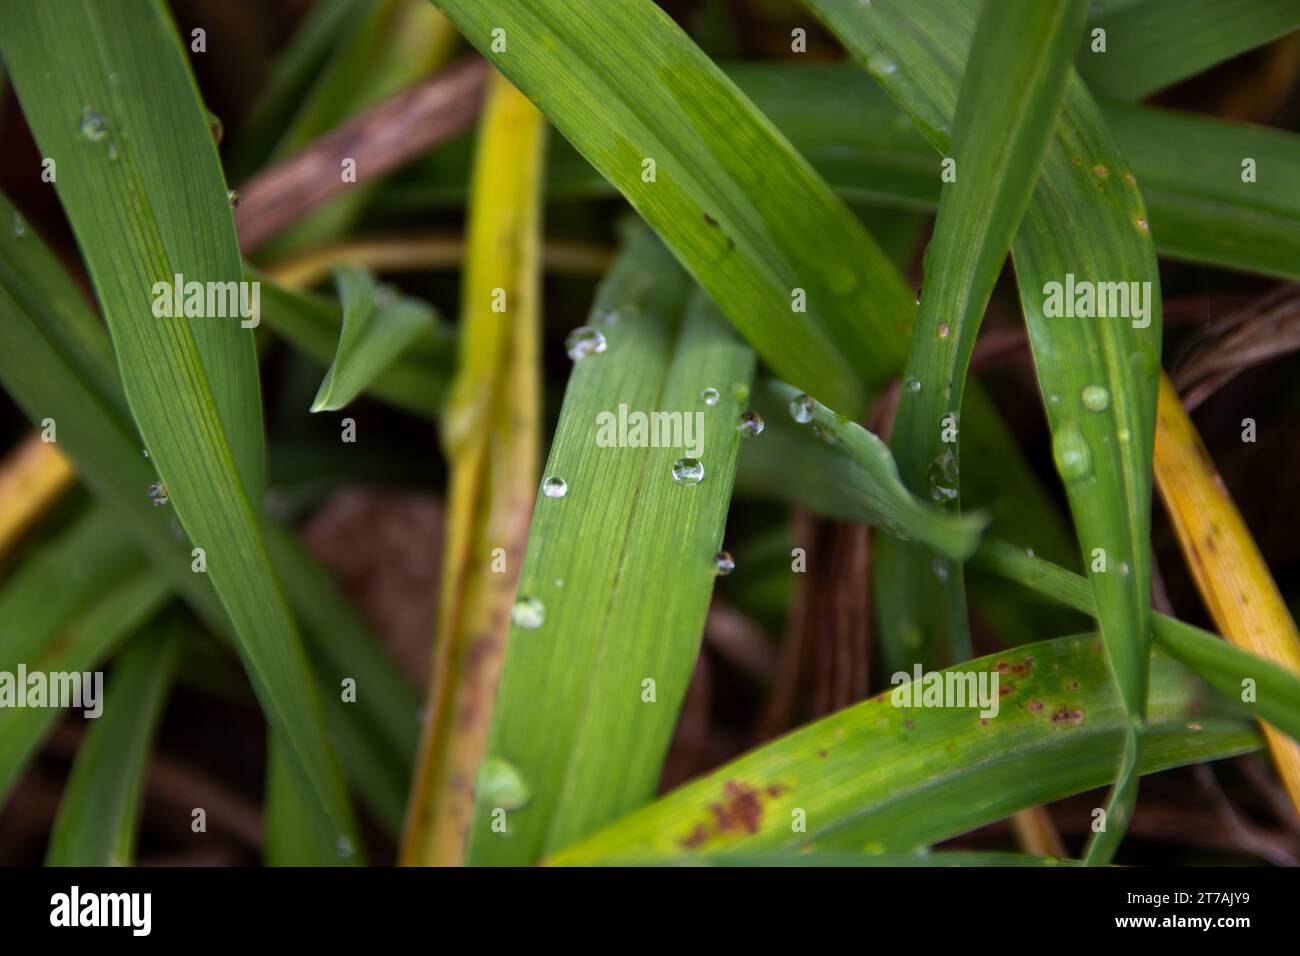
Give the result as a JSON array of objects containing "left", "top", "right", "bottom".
[
  {"left": 1027, "top": 699, "right": 1044, "bottom": 713},
  {"left": 1051, "top": 706, "right": 1085, "bottom": 727}
]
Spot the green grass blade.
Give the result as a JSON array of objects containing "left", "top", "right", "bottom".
[
  {"left": 258, "top": 272, "right": 453, "bottom": 419},
  {"left": 884, "top": 0, "right": 1086, "bottom": 668},
  {"left": 974, "top": 538, "right": 1300, "bottom": 744},
  {"left": 430, "top": 0, "right": 915, "bottom": 415},
  {"left": 464, "top": 235, "right": 754, "bottom": 865},
  {"left": 0, "top": 0, "right": 358, "bottom": 849},
  {"left": 1079, "top": 0, "right": 1300, "bottom": 100},
  {"left": 803, "top": 0, "right": 1160, "bottom": 864},
  {"left": 310, "top": 265, "right": 440, "bottom": 413},
  {"left": 0, "top": 508, "right": 170, "bottom": 806},
  {"left": 761, "top": 383, "right": 986, "bottom": 559},
  {"left": 45, "top": 614, "right": 184, "bottom": 866},
  {"left": 408, "top": 62, "right": 1300, "bottom": 284},
  {"left": 609, "top": 852, "right": 1084, "bottom": 867},
  {"left": 550, "top": 635, "right": 1257, "bottom": 864}
]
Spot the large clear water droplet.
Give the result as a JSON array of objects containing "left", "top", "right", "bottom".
[
  {"left": 700, "top": 387, "right": 720, "bottom": 406},
  {"left": 147, "top": 481, "right": 169, "bottom": 507},
  {"left": 789, "top": 393, "right": 815, "bottom": 424},
  {"left": 1052, "top": 426, "right": 1093, "bottom": 484},
  {"left": 477, "top": 757, "right": 531, "bottom": 810},
  {"left": 672, "top": 457, "right": 704, "bottom": 485},
  {"left": 541, "top": 476, "right": 567, "bottom": 499},
  {"left": 511, "top": 595, "right": 545, "bottom": 629},
  {"left": 1081, "top": 385, "right": 1110, "bottom": 411},
  {"left": 565, "top": 326, "right": 607, "bottom": 361},
  {"left": 736, "top": 411, "right": 764, "bottom": 437},
  {"left": 926, "top": 450, "right": 959, "bottom": 503},
  {"left": 714, "top": 551, "right": 735, "bottom": 576}
]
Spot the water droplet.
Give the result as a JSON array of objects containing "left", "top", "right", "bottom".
[
  {"left": 141, "top": 448, "right": 149, "bottom": 459},
  {"left": 732, "top": 383, "right": 750, "bottom": 404},
  {"left": 511, "top": 595, "right": 545, "bottom": 629},
  {"left": 672, "top": 457, "right": 704, "bottom": 485},
  {"left": 336, "top": 836, "right": 354, "bottom": 859},
  {"left": 1051, "top": 426, "right": 1093, "bottom": 484},
  {"left": 79, "top": 107, "right": 109, "bottom": 142},
  {"left": 565, "top": 325, "right": 607, "bottom": 361},
  {"left": 936, "top": 322, "right": 950, "bottom": 339},
  {"left": 1026, "top": 547, "right": 1036, "bottom": 558},
  {"left": 477, "top": 757, "right": 531, "bottom": 810},
  {"left": 926, "top": 450, "right": 959, "bottom": 503},
  {"left": 1135, "top": 217, "right": 1149, "bottom": 232},
  {"left": 736, "top": 411, "right": 764, "bottom": 437},
  {"left": 869, "top": 55, "right": 898, "bottom": 76},
  {"left": 13, "top": 211, "right": 26, "bottom": 239},
  {"left": 147, "top": 481, "right": 169, "bottom": 507},
  {"left": 1118, "top": 427, "right": 1131, "bottom": 443},
  {"left": 207, "top": 111, "right": 224, "bottom": 145},
  {"left": 789, "top": 393, "right": 815, "bottom": 424},
  {"left": 714, "top": 551, "right": 735, "bottom": 576},
  {"left": 932, "top": 557, "right": 950, "bottom": 582},
  {"left": 541, "top": 476, "right": 567, "bottom": 499},
  {"left": 700, "top": 387, "right": 720, "bottom": 406},
  {"left": 915, "top": 288, "right": 922, "bottom": 305},
  {"left": 904, "top": 377, "right": 922, "bottom": 393},
  {"left": 1130, "top": 350, "right": 1158, "bottom": 381},
  {"left": 1081, "top": 385, "right": 1110, "bottom": 411},
  {"left": 1117, "top": 561, "right": 1131, "bottom": 576},
  {"left": 226, "top": 189, "right": 242, "bottom": 208}
]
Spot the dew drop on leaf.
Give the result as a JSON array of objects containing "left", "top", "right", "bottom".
[
  {"left": 672, "top": 457, "right": 704, "bottom": 485},
  {"left": 477, "top": 757, "right": 531, "bottom": 810},
  {"left": 714, "top": 551, "right": 735, "bottom": 576},
  {"left": 700, "top": 387, "right": 720, "bottom": 406},
  {"left": 736, "top": 411, "right": 764, "bottom": 436},
  {"left": 789, "top": 393, "right": 815, "bottom": 423},
  {"left": 541, "top": 476, "right": 567, "bottom": 499},
  {"left": 1052, "top": 425, "right": 1093, "bottom": 484},
  {"left": 1081, "top": 385, "right": 1110, "bottom": 411},
  {"left": 147, "top": 481, "right": 169, "bottom": 507},
  {"left": 511, "top": 595, "right": 545, "bottom": 630},
  {"left": 565, "top": 325, "right": 607, "bottom": 361}
]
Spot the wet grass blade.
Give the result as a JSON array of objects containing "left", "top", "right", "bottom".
[
  {"left": 1079, "top": 0, "right": 1300, "bottom": 100},
  {"left": 464, "top": 238, "right": 755, "bottom": 866},
  {"left": 803, "top": 0, "right": 1160, "bottom": 864},
  {"left": 550, "top": 634, "right": 1257, "bottom": 864},
  {"left": 973, "top": 538, "right": 1300, "bottom": 744},
  {"left": 0, "top": 508, "right": 170, "bottom": 805},
  {"left": 310, "top": 265, "right": 440, "bottom": 413},
  {"left": 430, "top": 0, "right": 915, "bottom": 416},
  {"left": 759, "top": 383, "right": 985, "bottom": 559},
  {"left": 0, "top": 197, "right": 415, "bottom": 835},
  {"left": 0, "top": 0, "right": 358, "bottom": 849},
  {"left": 45, "top": 614, "right": 184, "bottom": 866},
  {"left": 1152, "top": 375, "right": 1300, "bottom": 810},
  {"left": 401, "top": 72, "right": 545, "bottom": 865},
  {"left": 884, "top": 0, "right": 1086, "bottom": 668}
]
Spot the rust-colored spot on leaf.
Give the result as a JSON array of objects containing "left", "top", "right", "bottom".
[
  {"left": 1051, "top": 706, "right": 1085, "bottom": 727},
  {"left": 1027, "top": 699, "right": 1044, "bottom": 713}
]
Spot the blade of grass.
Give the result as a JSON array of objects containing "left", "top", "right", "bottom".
[
  {"left": 0, "top": 508, "right": 170, "bottom": 805},
  {"left": 0, "top": 0, "right": 358, "bottom": 851},
  {"left": 45, "top": 614, "right": 184, "bottom": 866},
  {"left": 803, "top": 0, "right": 1161, "bottom": 864},
  {"left": 0, "top": 196, "right": 418, "bottom": 833},
  {"left": 758, "top": 383, "right": 986, "bottom": 559},
  {"left": 603, "top": 852, "right": 1084, "bottom": 867},
  {"left": 0, "top": 434, "right": 75, "bottom": 560},
  {"left": 883, "top": 0, "right": 1087, "bottom": 668},
  {"left": 464, "top": 247, "right": 754, "bottom": 866},
  {"left": 257, "top": 271, "right": 454, "bottom": 419},
  {"left": 972, "top": 537, "right": 1300, "bottom": 745},
  {"left": 1152, "top": 373, "right": 1300, "bottom": 811},
  {"left": 549, "top": 634, "right": 1257, "bottom": 864},
  {"left": 310, "top": 265, "right": 439, "bottom": 413},
  {"left": 429, "top": 0, "right": 915, "bottom": 416},
  {"left": 400, "top": 71, "right": 545, "bottom": 866},
  {"left": 1079, "top": 0, "right": 1300, "bottom": 100}
]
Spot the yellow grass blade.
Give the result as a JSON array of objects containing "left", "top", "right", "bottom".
[
  {"left": 0, "top": 433, "right": 75, "bottom": 560},
  {"left": 400, "top": 72, "right": 546, "bottom": 866},
  {"left": 1153, "top": 372, "right": 1300, "bottom": 811}
]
